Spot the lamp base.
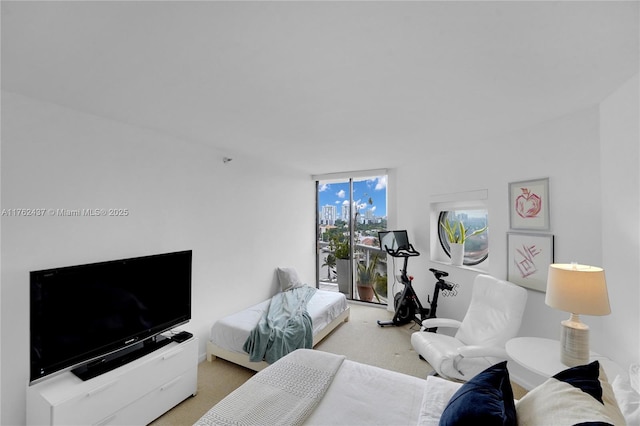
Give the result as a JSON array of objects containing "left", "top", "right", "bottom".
[{"left": 560, "top": 318, "right": 589, "bottom": 367}]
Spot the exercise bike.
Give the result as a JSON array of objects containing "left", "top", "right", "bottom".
[{"left": 376, "top": 232, "right": 455, "bottom": 328}]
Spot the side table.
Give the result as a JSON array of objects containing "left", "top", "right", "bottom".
[{"left": 506, "top": 337, "right": 623, "bottom": 380}]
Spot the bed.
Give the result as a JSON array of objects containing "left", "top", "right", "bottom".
[
  {"left": 196, "top": 348, "right": 633, "bottom": 426},
  {"left": 206, "top": 268, "right": 350, "bottom": 371}
]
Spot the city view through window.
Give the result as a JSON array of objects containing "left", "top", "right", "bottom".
[
  {"left": 438, "top": 209, "right": 489, "bottom": 266},
  {"left": 316, "top": 176, "right": 388, "bottom": 304}
]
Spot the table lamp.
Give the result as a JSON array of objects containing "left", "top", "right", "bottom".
[{"left": 545, "top": 263, "right": 611, "bottom": 367}]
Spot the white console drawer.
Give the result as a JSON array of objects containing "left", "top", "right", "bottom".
[
  {"left": 54, "top": 340, "right": 197, "bottom": 425},
  {"left": 28, "top": 337, "right": 198, "bottom": 426},
  {"left": 94, "top": 367, "right": 197, "bottom": 425}
]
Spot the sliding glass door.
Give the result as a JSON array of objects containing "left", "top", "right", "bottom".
[{"left": 316, "top": 173, "right": 388, "bottom": 305}]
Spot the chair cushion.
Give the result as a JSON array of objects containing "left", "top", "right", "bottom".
[
  {"left": 411, "top": 331, "right": 496, "bottom": 381},
  {"left": 440, "top": 361, "right": 516, "bottom": 426},
  {"left": 411, "top": 332, "right": 460, "bottom": 374},
  {"left": 455, "top": 275, "right": 527, "bottom": 348}
]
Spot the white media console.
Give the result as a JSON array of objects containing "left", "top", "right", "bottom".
[{"left": 27, "top": 336, "right": 198, "bottom": 425}]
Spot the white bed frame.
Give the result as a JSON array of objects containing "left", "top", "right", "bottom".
[{"left": 206, "top": 305, "right": 350, "bottom": 371}]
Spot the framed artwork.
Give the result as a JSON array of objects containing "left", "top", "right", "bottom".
[
  {"left": 509, "top": 178, "right": 549, "bottom": 230},
  {"left": 507, "top": 232, "right": 554, "bottom": 292}
]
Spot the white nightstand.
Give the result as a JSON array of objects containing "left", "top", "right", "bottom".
[{"left": 506, "top": 337, "right": 623, "bottom": 380}]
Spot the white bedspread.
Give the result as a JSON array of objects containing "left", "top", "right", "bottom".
[
  {"left": 305, "top": 358, "right": 432, "bottom": 425},
  {"left": 195, "top": 349, "right": 345, "bottom": 426},
  {"left": 210, "top": 289, "right": 348, "bottom": 354},
  {"left": 196, "top": 348, "right": 461, "bottom": 426}
]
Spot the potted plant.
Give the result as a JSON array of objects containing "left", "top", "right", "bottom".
[
  {"left": 321, "top": 253, "right": 336, "bottom": 281},
  {"left": 375, "top": 272, "right": 387, "bottom": 299},
  {"left": 357, "top": 254, "right": 381, "bottom": 302},
  {"left": 333, "top": 238, "right": 351, "bottom": 296},
  {"left": 334, "top": 239, "right": 350, "bottom": 261},
  {"left": 440, "top": 219, "right": 487, "bottom": 266}
]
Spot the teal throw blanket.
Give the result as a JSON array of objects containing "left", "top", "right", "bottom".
[{"left": 243, "top": 286, "right": 317, "bottom": 364}]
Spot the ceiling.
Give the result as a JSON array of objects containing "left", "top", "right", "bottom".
[{"left": 2, "top": 1, "right": 638, "bottom": 175}]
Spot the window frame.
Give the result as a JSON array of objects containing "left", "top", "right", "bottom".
[
  {"left": 430, "top": 190, "right": 489, "bottom": 271},
  {"left": 313, "top": 169, "right": 389, "bottom": 304},
  {"left": 437, "top": 210, "right": 489, "bottom": 266}
]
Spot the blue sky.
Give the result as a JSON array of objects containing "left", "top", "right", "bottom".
[{"left": 318, "top": 176, "right": 387, "bottom": 218}]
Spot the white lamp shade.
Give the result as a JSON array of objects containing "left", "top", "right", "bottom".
[{"left": 545, "top": 263, "right": 611, "bottom": 316}]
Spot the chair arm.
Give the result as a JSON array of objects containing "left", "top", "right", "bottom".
[
  {"left": 421, "top": 318, "right": 462, "bottom": 330},
  {"left": 452, "top": 346, "right": 509, "bottom": 376},
  {"left": 456, "top": 345, "right": 508, "bottom": 359}
]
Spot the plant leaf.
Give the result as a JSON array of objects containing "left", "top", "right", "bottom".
[
  {"left": 440, "top": 220, "right": 455, "bottom": 243},
  {"left": 458, "top": 221, "right": 466, "bottom": 243},
  {"left": 467, "top": 226, "right": 488, "bottom": 239}
]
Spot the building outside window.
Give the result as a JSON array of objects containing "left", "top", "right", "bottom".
[
  {"left": 438, "top": 209, "right": 489, "bottom": 266},
  {"left": 315, "top": 171, "right": 388, "bottom": 305}
]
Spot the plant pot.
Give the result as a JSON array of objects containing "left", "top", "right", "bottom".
[
  {"left": 450, "top": 243, "right": 464, "bottom": 266},
  {"left": 336, "top": 258, "right": 351, "bottom": 296},
  {"left": 357, "top": 285, "right": 374, "bottom": 302}
]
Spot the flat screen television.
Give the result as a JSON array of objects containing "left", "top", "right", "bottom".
[{"left": 29, "top": 250, "right": 192, "bottom": 384}]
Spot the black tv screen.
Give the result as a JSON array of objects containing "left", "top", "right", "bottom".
[{"left": 30, "top": 250, "right": 192, "bottom": 383}]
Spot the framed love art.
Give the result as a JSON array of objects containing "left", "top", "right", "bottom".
[
  {"left": 507, "top": 232, "right": 554, "bottom": 292},
  {"left": 509, "top": 178, "right": 549, "bottom": 231}
]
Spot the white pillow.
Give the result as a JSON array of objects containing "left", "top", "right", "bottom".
[
  {"left": 417, "top": 375, "right": 462, "bottom": 426},
  {"left": 630, "top": 364, "right": 640, "bottom": 394},
  {"left": 515, "top": 362, "right": 625, "bottom": 426},
  {"left": 277, "top": 267, "right": 304, "bottom": 291},
  {"left": 612, "top": 367, "right": 640, "bottom": 425}
]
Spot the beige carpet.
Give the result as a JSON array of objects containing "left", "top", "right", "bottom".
[
  {"left": 314, "top": 303, "right": 434, "bottom": 378},
  {"left": 150, "top": 303, "right": 526, "bottom": 425}
]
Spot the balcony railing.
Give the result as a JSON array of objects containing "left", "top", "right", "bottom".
[{"left": 318, "top": 242, "right": 388, "bottom": 305}]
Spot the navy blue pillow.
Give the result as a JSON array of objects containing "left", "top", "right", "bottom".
[
  {"left": 439, "top": 361, "right": 516, "bottom": 426},
  {"left": 553, "top": 360, "right": 603, "bottom": 403}
]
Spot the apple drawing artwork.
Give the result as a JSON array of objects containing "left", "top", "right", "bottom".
[{"left": 515, "top": 188, "right": 542, "bottom": 218}]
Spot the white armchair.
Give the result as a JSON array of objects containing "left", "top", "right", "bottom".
[{"left": 410, "top": 274, "right": 527, "bottom": 381}]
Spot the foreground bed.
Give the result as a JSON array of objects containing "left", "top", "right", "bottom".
[
  {"left": 206, "top": 288, "right": 350, "bottom": 371},
  {"left": 197, "top": 348, "right": 631, "bottom": 426},
  {"left": 198, "top": 349, "right": 438, "bottom": 425}
]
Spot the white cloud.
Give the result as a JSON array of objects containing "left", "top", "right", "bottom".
[
  {"left": 375, "top": 176, "right": 387, "bottom": 190},
  {"left": 337, "top": 189, "right": 346, "bottom": 199},
  {"left": 319, "top": 183, "right": 329, "bottom": 192}
]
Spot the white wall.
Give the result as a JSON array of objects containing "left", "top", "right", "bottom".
[
  {"left": 0, "top": 92, "right": 316, "bottom": 425},
  {"left": 600, "top": 74, "right": 640, "bottom": 370},
  {"left": 397, "top": 106, "right": 601, "bottom": 318},
  {"left": 395, "top": 79, "right": 639, "bottom": 385}
]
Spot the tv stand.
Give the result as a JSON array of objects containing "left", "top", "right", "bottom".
[
  {"left": 72, "top": 335, "right": 172, "bottom": 381},
  {"left": 27, "top": 336, "right": 198, "bottom": 425}
]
